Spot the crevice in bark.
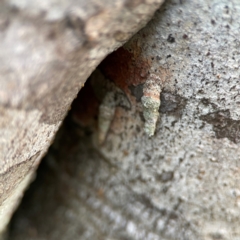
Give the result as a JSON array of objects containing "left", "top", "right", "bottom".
[{"left": 8, "top": 45, "right": 186, "bottom": 239}]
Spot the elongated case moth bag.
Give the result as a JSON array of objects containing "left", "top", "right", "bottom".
[{"left": 141, "top": 74, "right": 161, "bottom": 137}]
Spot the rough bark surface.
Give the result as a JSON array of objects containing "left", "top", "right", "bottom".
[
  {"left": 0, "top": 0, "right": 164, "bottom": 234},
  {"left": 8, "top": 0, "right": 240, "bottom": 239}
]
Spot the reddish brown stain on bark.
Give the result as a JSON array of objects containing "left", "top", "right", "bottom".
[{"left": 99, "top": 46, "right": 150, "bottom": 93}]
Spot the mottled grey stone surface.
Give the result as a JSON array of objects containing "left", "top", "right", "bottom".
[{"left": 9, "top": 0, "right": 240, "bottom": 239}]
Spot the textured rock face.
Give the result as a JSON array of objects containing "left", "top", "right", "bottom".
[
  {"left": 0, "top": 0, "right": 164, "bottom": 234},
  {"left": 8, "top": 0, "right": 240, "bottom": 239}
]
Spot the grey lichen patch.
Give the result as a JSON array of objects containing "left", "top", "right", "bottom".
[
  {"left": 200, "top": 110, "right": 240, "bottom": 143},
  {"left": 160, "top": 92, "right": 187, "bottom": 119}
]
